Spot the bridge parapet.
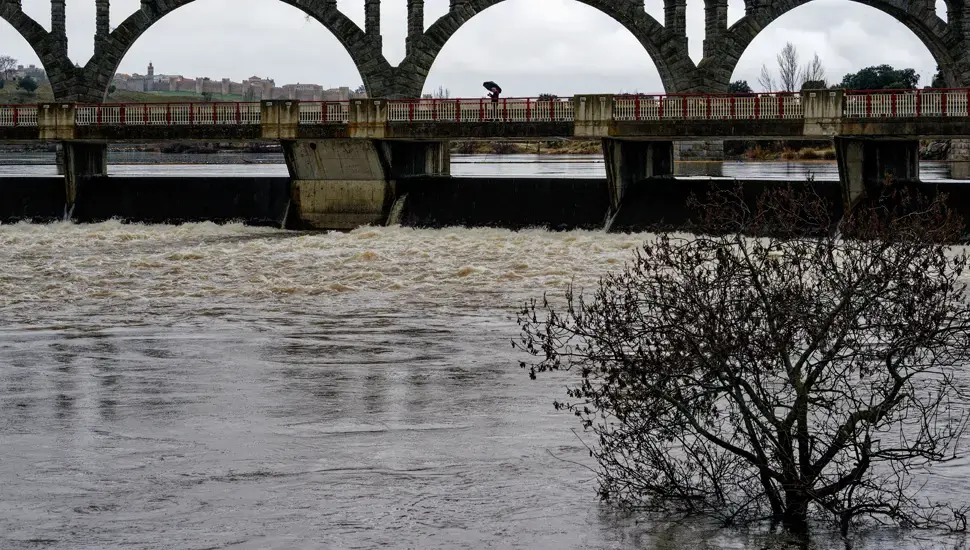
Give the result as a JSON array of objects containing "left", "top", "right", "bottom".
[
  {"left": 3, "top": 90, "right": 970, "bottom": 142},
  {"left": 38, "top": 103, "right": 76, "bottom": 140},
  {"left": 575, "top": 95, "right": 614, "bottom": 137},
  {"left": 349, "top": 98, "right": 388, "bottom": 139},
  {"left": 802, "top": 89, "right": 843, "bottom": 137}
]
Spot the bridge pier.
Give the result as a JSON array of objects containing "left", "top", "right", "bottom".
[
  {"left": 61, "top": 141, "right": 108, "bottom": 218},
  {"left": 282, "top": 139, "right": 449, "bottom": 230},
  {"left": 835, "top": 138, "right": 919, "bottom": 207},
  {"left": 950, "top": 139, "right": 970, "bottom": 162},
  {"left": 603, "top": 139, "right": 674, "bottom": 217},
  {"left": 675, "top": 139, "right": 724, "bottom": 161}
]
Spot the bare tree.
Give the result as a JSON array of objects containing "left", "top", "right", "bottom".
[
  {"left": 432, "top": 85, "right": 451, "bottom": 99},
  {"left": 517, "top": 186, "right": 970, "bottom": 538},
  {"left": 777, "top": 42, "right": 800, "bottom": 92},
  {"left": 758, "top": 64, "right": 776, "bottom": 93},
  {"left": 759, "top": 44, "right": 827, "bottom": 92},
  {"left": 0, "top": 55, "right": 17, "bottom": 81},
  {"left": 801, "top": 52, "right": 826, "bottom": 86}
]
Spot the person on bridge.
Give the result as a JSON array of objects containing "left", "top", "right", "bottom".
[
  {"left": 484, "top": 80, "right": 502, "bottom": 103},
  {"left": 483, "top": 81, "right": 502, "bottom": 121}
]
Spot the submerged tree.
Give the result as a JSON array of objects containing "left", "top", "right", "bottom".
[{"left": 517, "top": 186, "right": 970, "bottom": 537}]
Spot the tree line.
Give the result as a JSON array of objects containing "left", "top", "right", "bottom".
[{"left": 729, "top": 41, "right": 943, "bottom": 94}]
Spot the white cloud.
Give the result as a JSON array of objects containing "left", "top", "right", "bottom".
[
  {"left": 0, "top": 0, "right": 948, "bottom": 96},
  {"left": 732, "top": 2, "right": 938, "bottom": 90}
]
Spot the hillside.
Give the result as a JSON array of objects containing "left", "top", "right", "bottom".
[{"left": 0, "top": 82, "right": 245, "bottom": 104}]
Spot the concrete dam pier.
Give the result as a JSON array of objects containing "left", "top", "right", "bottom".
[{"left": 38, "top": 139, "right": 926, "bottom": 231}]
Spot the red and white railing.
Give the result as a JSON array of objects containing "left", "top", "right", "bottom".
[
  {"left": 75, "top": 102, "right": 261, "bottom": 126},
  {"left": 0, "top": 105, "right": 38, "bottom": 127},
  {"left": 9, "top": 90, "right": 970, "bottom": 132},
  {"left": 613, "top": 93, "right": 803, "bottom": 121},
  {"left": 299, "top": 101, "right": 349, "bottom": 124},
  {"left": 386, "top": 97, "right": 575, "bottom": 123},
  {"left": 844, "top": 89, "right": 970, "bottom": 118}
]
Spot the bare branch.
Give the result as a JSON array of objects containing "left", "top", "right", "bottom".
[
  {"left": 758, "top": 64, "right": 776, "bottom": 93},
  {"left": 777, "top": 42, "right": 800, "bottom": 92}
]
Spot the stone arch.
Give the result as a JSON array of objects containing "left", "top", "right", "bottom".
[
  {"left": 78, "top": 0, "right": 389, "bottom": 102},
  {"left": 392, "top": 0, "right": 698, "bottom": 98},
  {"left": 0, "top": 4, "right": 75, "bottom": 99},
  {"left": 706, "top": 0, "right": 967, "bottom": 91}
]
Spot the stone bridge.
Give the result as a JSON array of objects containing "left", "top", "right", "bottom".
[{"left": 1, "top": 0, "right": 969, "bottom": 103}]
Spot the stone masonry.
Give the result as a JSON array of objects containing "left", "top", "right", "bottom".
[{"left": 0, "top": 0, "right": 968, "bottom": 108}]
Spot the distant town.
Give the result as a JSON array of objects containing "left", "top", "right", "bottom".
[{"left": 112, "top": 62, "right": 368, "bottom": 101}]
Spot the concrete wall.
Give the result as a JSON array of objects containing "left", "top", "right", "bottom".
[
  {"left": 69, "top": 177, "right": 290, "bottom": 225},
  {"left": 608, "top": 178, "right": 845, "bottom": 233},
  {"left": 7, "top": 176, "right": 970, "bottom": 236},
  {"left": 951, "top": 139, "right": 970, "bottom": 161},
  {"left": 396, "top": 177, "right": 610, "bottom": 230},
  {"left": 0, "top": 177, "right": 65, "bottom": 223},
  {"left": 0, "top": 176, "right": 289, "bottom": 225},
  {"left": 676, "top": 140, "right": 725, "bottom": 161}
]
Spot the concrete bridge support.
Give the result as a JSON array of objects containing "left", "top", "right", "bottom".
[
  {"left": 61, "top": 141, "right": 108, "bottom": 217},
  {"left": 950, "top": 139, "right": 970, "bottom": 162},
  {"left": 835, "top": 138, "right": 920, "bottom": 207},
  {"left": 282, "top": 139, "right": 449, "bottom": 230},
  {"left": 603, "top": 138, "right": 674, "bottom": 215},
  {"left": 675, "top": 139, "right": 724, "bottom": 161}
]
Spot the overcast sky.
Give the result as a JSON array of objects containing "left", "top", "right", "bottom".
[{"left": 0, "top": 0, "right": 948, "bottom": 97}]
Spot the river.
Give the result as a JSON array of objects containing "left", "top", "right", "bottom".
[
  {"left": 1, "top": 151, "right": 969, "bottom": 181},
  {"left": 1, "top": 156, "right": 968, "bottom": 549}
]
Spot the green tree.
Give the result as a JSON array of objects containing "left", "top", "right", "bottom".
[
  {"left": 930, "top": 66, "right": 947, "bottom": 89},
  {"left": 517, "top": 186, "right": 970, "bottom": 537},
  {"left": 18, "top": 76, "right": 38, "bottom": 94},
  {"left": 837, "top": 65, "right": 919, "bottom": 90},
  {"left": 800, "top": 80, "right": 826, "bottom": 90},
  {"left": 728, "top": 80, "right": 753, "bottom": 93}
]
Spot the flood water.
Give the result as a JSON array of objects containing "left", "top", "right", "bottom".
[{"left": 2, "top": 156, "right": 969, "bottom": 549}]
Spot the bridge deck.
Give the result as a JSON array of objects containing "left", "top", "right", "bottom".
[{"left": 2, "top": 89, "right": 970, "bottom": 142}]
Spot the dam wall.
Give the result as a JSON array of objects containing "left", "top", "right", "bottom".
[{"left": 3, "top": 175, "right": 970, "bottom": 233}]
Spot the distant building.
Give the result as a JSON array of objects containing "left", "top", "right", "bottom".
[
  {"left": 12, "top": 64, "right": 48, "bottom": 82},
  {"left": 110, "top": 63, "right": 368, "bottom": 100}
]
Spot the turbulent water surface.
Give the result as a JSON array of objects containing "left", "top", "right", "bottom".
[{"left": 2, "top": 157, "right": 970, "bottom": 549}]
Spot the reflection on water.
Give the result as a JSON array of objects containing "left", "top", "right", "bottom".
[
  {"left": 2, "top": 152, "right": 969, "bottom": 181},
  {"left": 0, "top": 223, "right": 967, "bottom": 549}
]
